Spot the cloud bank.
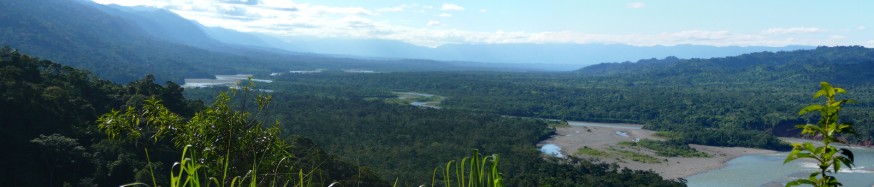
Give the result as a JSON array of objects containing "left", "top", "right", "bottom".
[
  {"left": 92, "top": 0, "right": 864, "bottom": 48},
  {"left": 441, "top": 3, "right": 464, "bottom": 11}
]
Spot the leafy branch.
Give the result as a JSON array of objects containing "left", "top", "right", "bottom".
[{"left": 784, "top": 82, "right": 856, "bottom": 187}]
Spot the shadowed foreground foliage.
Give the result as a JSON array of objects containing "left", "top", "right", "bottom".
[{"left": 1, "top": 48, "right": 384, "bottom": 186}]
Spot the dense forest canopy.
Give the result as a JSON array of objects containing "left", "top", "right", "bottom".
[
  {"left": 0, "top": 48, "right": 388, "bottom": 186},
  {"left": 5, "top": 33, "right": 874, "bottom": 187},
  {"left": 256, "top": 46, "right": 874, "bottom": 150},
  {"left": 4, "top": 0, "right": 873, "bottom": 186},
  {"left": 3, "top": 48, "right": 686, "bottom": 186}
]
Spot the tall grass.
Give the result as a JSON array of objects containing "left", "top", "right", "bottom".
[
  {"left": 121, "top": 145, "right": 315, "bottom": 187},
  {"left": 430, "top": 150, "right": 503, "bottom": 187}
]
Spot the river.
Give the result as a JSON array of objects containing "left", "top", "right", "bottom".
[
  {"left": 686, "top": 147, "right": 874, "bottom": 187},
  {"left": 537, "top": 121, "right": 874, "bottom": 186}
]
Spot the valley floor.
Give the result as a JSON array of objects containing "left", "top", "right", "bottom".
[{"left": 539, "top": 124, "right": 776, "bottom": 179}]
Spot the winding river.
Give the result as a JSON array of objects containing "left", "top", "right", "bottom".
[
  {"left": 537, "top": 121, "right": 874, "bottom": 186},
  {"left": 686, "top": 147, "right": 874, "bottom": 187}
]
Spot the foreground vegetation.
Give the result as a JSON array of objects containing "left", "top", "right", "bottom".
[
  {"left": 0, "top": 49, "right": 384, "bottom": 186},
  {"left": 7, "top": 45, "right": 873, "bottom": 186},
  {"left": 784, "top": 82, "right": 857, "bottom": 187}
]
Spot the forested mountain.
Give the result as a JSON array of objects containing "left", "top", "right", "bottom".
[
  {"left": 579, "top": 46, "right": 874, "bottom": 85},
  {"left": 0, "top": 0, "right": 286, "bottom": 82},
  {"left": 0, "top": 0, "right": 525, "bottom": 83},
  {"left": 89, "top": 4, "right": 221, "bottom": 49},
  {"left": 202, "top": 26, "right": 273, "bottom": 48},
  {"left": 247, "top": 36, "right": 812, "bottom": 67}
]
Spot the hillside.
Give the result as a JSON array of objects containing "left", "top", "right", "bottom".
[
  {"left": 0, "top": 48, "right": 389, "bottom": 186},
  {"left": 578, "top": 46, "right": 874, "bottom": 85},
  {"left": 242, "top": 35, "right": 811, "bottom": 67}
]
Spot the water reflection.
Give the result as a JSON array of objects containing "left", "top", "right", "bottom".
[{"left": 540, "top": 144, "right": 563, "bottom": 157}]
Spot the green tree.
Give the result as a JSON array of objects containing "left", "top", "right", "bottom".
[
  {"left": 98, "top": 87, "right": 292, "bottom": 185},
  {"left": 30, "top": 134, "right": 88, "bottom": 186},
  {"left": 784, "top": 82, "right": 856, "bottom": 187}
]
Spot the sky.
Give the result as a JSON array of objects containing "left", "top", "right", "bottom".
[{"left": 91, "top": 0, "right": 874, "bottom": 48}]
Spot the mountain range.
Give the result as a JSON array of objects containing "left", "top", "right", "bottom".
[
  {"left": 255, "top": 38, "right": 813, "bottom": 66},
  {"left": 1, "top": 0, "right": 816, "bottom": 83},
  {"left": 0, "top": 0, "right": 514, "bottom": 83},
  {"left": 577, "top": 46, "right": 874, "bottom": 87}
]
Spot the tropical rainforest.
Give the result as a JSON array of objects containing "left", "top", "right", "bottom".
[
  {"left": 255, "top": 46, "right": 874, "bottom": 152},
  {"left": 5, "top": 41, "right": 874, "bottom": 186},
  {"left": 2, "top": 48, "right": 687, "bottom": 186},
  {"left": 3, "top": 0, "right": 874, "bottom": 186}
]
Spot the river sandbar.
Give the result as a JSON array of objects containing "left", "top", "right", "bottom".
[{"left": 539, "top": 124, "right": 776, "bottom": 179}]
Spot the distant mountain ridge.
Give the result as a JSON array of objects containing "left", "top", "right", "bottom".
[
  {"left": 577, "top": 46, "right": 874, "bottom": 85},
  {"left": 0, "top": 0, "right": 828, "bottom": 83},
  {"left": 214, "top": 34, "right": 813, "bottom": 67},
  {"left": 0, "top": 0, "right": 516, "bottom": 83},
  {"left": 91, "top": 4, "right": 220, "bottom": 48},
  {"left": 0, "top": 0, "right": 277, "bottom": 82}
]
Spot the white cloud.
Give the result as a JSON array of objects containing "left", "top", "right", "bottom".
[
  {"left": 441, "top": 3, "right": 464, "bottom": 11},
  {"left": 437, "top": 13, "right": 452, "bottom": 17},
  {"left": 858, "top": 26, "right": 867, "bottom": 30},
  {"left": 627, "top": 2, "right": 646, "bottom": 9},
  {"left": 480, "top": 9, "right": 487, "bottom": 13},
  {"left": 763, "top": 27, "right": 825, "bottom": 35},
  {"left": 426, "top": 21, "right": 442, "bottom": 27},
  {"left": 377, "top": 4, "right": 432, "bottom": 13},
  {"left": 377, "top": 6, "right": 403, "bottom": 12},
  {"left": 865, "top": 40, "right": 874, "bottom": 47},
  {"left": 92, "top": 0, "right": 861, "bottom": 48},
  {"left": 829, "top": 35, "right": 846, "bottom": 40}
]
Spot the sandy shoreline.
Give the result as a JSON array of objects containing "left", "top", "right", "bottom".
[{"left": 539, "top": 124, "right": 776, "bottom": 179}]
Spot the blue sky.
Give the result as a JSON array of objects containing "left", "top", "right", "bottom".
[{"left": 92, "top": 0, "right": 874, "bottom": 47}]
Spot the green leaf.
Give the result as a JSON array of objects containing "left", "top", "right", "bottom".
[
  {"left": 838, "top": 149, "right": 855, "bottom": 168},
  {"left": 803, "top": 143, "right": 817, "bottom": 153},
  {"left": 784, "top": 149, "right": 801, "bottom": 164},
  {"left": 814, "top": 89, "right": 826, "bottom": 99},
  {"left": 822, "top": 82, "right": 835, "bottom": 97},
  {"left": 798, "top": 104, "right": 822, "bottom": 115},
  {"left": 785, "top": 178, "right": 815, "bottom": 187}
]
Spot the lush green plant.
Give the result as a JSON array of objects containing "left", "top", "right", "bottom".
[
  {"left": 606, "top": 147, "right": 662, "bottom": 164},
  {"left": 431, "top": 150, "right": 503, "bottom": 187},
  {"left": 120, "top": 145, "right": 317, "bottom": 187},
  {"left": 575, "top": 147, "right": 608, "bottom": 157},
  {"left": 622, "top": 139, "right": 709, "bottom": 158},
  {"left": 784, "top": 82, "right": 856, "bottom": 187},
  {"left": 98, "top": 83, "right": 296, "bottom": 186}
]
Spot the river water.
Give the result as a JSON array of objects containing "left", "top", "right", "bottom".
[
  {"left": 686, "top": 147, "right": 874, "bottom": 187},
  {"left": 537, "top": 121, "right": 874, "bottom": 186}
]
